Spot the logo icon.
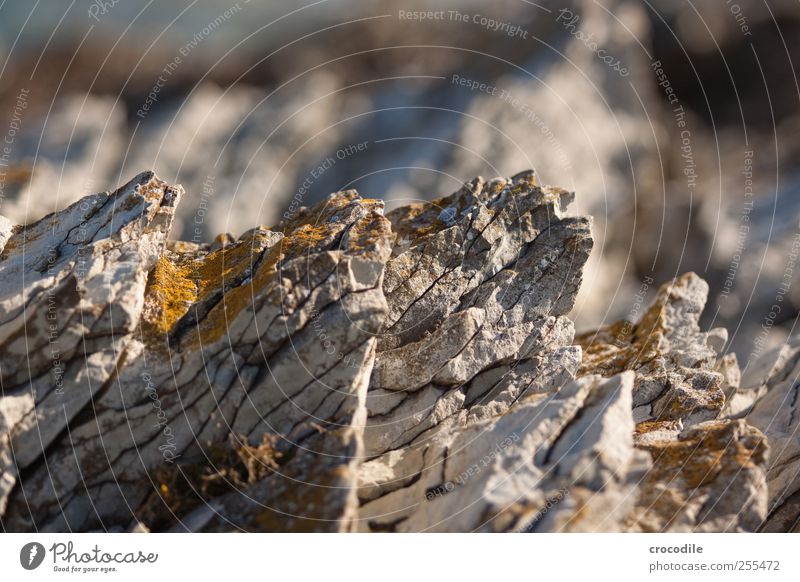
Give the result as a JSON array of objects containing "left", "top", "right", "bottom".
[{"left": 19, "top": 542, "right": 46, "bottom": 570}]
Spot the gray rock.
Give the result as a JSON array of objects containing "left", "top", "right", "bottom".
[
  {"left": 0, "top": 169, "right": 782, "bottom": 532},
  {"left": 359, "top": 372, "right": 650, "bottom": 532},
  {"left": 577, "top": 273, "right": 729, "bottom": 426},
  {"left": 746, "top": 335, "right": 800, "bottom": 518}
]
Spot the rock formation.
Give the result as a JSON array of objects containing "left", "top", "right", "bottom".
[{"left": 0, "top": 170, "right": 794, "bottom": 532}]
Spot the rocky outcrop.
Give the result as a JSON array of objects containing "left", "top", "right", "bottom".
[
  {"left": 0, "top": 170, "right": 791, "bottom": 532},
  {"left": 743, "top": 336, "right": 800, "bottom": 530}
]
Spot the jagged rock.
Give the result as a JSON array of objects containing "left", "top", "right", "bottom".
[
  {"left": 627, "top": 419, "right": 768, "bottom": 532},
  {"left": 364, "top": 173, "right": 592, "bottom": 459},
  {"left": 1, "top": 175, "right": 392, "bottom": 531},
  {"left": 0, "top": 171, "right": 178, "bottom": 518},
  {"left": 0, "top": 170, "right": 785, "bottom": 532},
  {"left": 577, "top": 273, "right": 729, "bottom": 426},
  {"left": 744, "top": 336, "right": 800, "bottom": 521},
  {"left": 578, "top": 272, "right": 772, "bottom": 532},
  {"left": 359, "top": 372, "right": 650, "bottom": 532}
]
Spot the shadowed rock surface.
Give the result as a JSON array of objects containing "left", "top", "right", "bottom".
[{"left": 0, "top": 170, "right": 791, "bottom": 532}]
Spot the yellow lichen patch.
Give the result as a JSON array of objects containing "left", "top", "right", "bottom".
[
  {"left": 639, "top": 420, "right": 766, "bottom": 490},
  {"left": 281, "top": 223, "right": 335, "bottom": 257},
  {"left": 136, "top": 177, "right": 167, "bottom": 203},
  {"left": 634, "top": 419, "right": 681, "bottom": 436},
  {"left": 168, "top": 194, "right": 391, "bottom": 348},
  {"left": 662, "top": 383, "right": 724, "bottom": 421},
  {"left": 576, "top": 282, "right": 670, "bottom": 377},
  {"left": 190, "top": 243, "right": 284, "bottom": 346},
  {"left": 142, "top": 230, "right": 279, "bottom": 346},
  {"left": 387, "top": 199, "right": 452, "bottom": 248},
  {"left": 342, "top": 213, "right": 394, "bottom": 262},
  {"left": 358, "top": 198, "right": 385, "bottom": 214},
  {"left": 142, "top": 255, "right": 198, "bottom": 336},
  {"left": 627, "top": 420, "right": 767, "bottom": 532},
  {"left": 191, "top": 230, "right": 273, "bottom": 305}
]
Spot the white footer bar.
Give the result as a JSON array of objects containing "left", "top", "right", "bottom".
[{"left": 1, "top": 533, "right": 796, "bottom": 580}]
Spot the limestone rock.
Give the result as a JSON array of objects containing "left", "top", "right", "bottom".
[
  {"left": 745, "top": 336, "right": 800, "bottom": 520},
  {"left": 366, "top": 173, "right": 592, "bottom": 460},
  {"left": 577, "top": 273, "right": 729, "bottom": 426},
  {"left": 0, "top": 171, "right": 178, "bottom": 518},
  {"left": 627, "top": 419, "right": 768, "bottom": 532},
  {"left": 359, "top": 372, "right": 650, "bottom": 532},
  {"left": 0, "top": 170, "right": 785, "bottom": 532},
  {"left": 1, "top": 175, "right": 392, "bottom": 531}
]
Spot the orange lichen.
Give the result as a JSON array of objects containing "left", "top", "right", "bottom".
[
  {"left": 280, "top": 190, "right": 360, "bottom": 234},
  {"left": 142, "top": 255, "right": 198, "bottom": 335},
  {"left": 634, "top": 420, "right": 681, "bottom": 436},
  {"left": 142, "top": 230, "right": 278, "bottom": 345},
  {"left": 190, "top": 243, "right": 284, "bottom": 346},
  {"left": 627, "top": 420, "right": 767, "bottom": 531},
  {"left": 192, "top": 230, "right": 273, "bottom": 304},
  {"left": 341, "top": 213, "right": 394, "bottom": 261},
  {"left": 639, "top": 420, "right": 766, "bottom": 490},
  {"left": 143, "top": 191, "right": 390, "bottom": 348},
  {"left": 576, "top": 280, "right": 670, "bottom": 377}
]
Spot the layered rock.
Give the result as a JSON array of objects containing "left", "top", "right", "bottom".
[
  {"left": 579, "top": 274, "right": 770, "bottom": 531},
  {"left": 359, "top": 372, "right": 650, "bottom": 532},
  {"left": 1, "top": 173, "right": 392, "bottom": 531},
  {"left": 743, "top": 336, "right": 800, "bottom": 530},
  {"left": 0, "top": 170, "right": 788, "bottom": 532}
]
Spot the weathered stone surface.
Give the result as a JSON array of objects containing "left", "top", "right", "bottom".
[
  {"left": 577, "top": 273, "right": 729, "bottom": 426},
  {"left": 745, "top": 335, "right": 800, "bottom": 521},
  {"left": 1, "top": 175, "right": 392, "bottom": 531},
  {"left": 359, "top": 372, "right": 650, "bottom": 532},
  {"left": 0, "top": 169, "right": 788, "bottom": 532},
  {"left": 577, "top": 272, "right": 772, "bottom": 532},
  {"left": 0, "top": 171, "right": 178, "bottom": 519},
  {"left": 365, "top": 174, "right": 592, "bottom": 461},
  {"left": 627, "top": 419, "right": 768, "bottom": 532}
]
